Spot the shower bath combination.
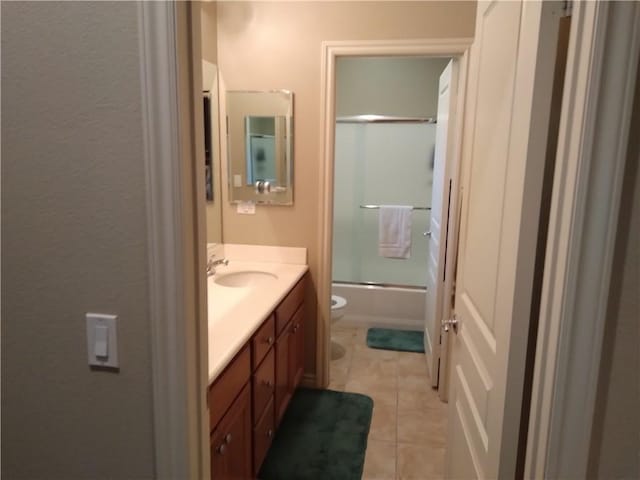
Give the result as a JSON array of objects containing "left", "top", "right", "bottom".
[{"left": 330, "top": 116, "right": 435, "bottom": 331}]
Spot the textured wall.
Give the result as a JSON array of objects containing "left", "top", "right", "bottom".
[
  {"left": 588, "top": 59, "right": 640, "bottom": 479},
  {"left": 2, "top": 3, "right": 155, "bottom": 478},
  {"left": 213, "top": 1, "right": 476, "bottom": 375},
  {"left": 201, "top": 1, "right": 218, "bottom": 65},
  {"left": 336, "top": 57, "right": 450, "bottom": 118}
]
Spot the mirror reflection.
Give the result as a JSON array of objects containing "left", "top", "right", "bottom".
[
  {"left": 227, "top": 91, "right": 293, "bottom": 204},
  {"left": 245, "top": 115, "right": 287, "bottom": 186},
  {"left": 202, "top": 60, "right": 222, "bottom": 243}
]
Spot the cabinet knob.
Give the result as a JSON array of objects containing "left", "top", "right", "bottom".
[
  {"left": 266, "top": 336, "right": 274, "bottom": 345},
  {"left": 217, "top": 443, "right": 226, "bottom": 455},
  {"left": 263, "top": 380, "right": 274, "bottom": 389},
  {"left": 267, "top": 429, "right": 273, "bottom": 438},
  {"left": 293, "top": 323, "right": 299, "bottom": 333},
  {"left": 224, "top": 433, "right": 232, "bottom": 444}
]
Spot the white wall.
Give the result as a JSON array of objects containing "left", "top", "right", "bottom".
[
  {"left": 2, "top": 3, "right": 155, "bottom": 478},
  {"left": 336, "top": 56, "right": 450, "bottom": 118},
  {"left": 588, "top": 68, "right": 640, "bottom": 478}
]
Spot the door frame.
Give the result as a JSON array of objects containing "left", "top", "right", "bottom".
[
  {"left": 316, "top": 38, "right": 472, "bottom": 389},
  {"left": 138, "top": 2, "right": 209, "bottom": 479},
  {"left": 525, "top": 1, "right": 640, "bottom": 477},
  {"left": 139, "top": 1, "right": 639, "bottom": 477}
]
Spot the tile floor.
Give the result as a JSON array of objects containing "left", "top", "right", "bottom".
[{"left": 329, "top": 323, "right": 448, "bottom": 480}]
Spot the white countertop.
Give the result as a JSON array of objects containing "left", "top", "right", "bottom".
[{"left": 207, "top": 260, "right": 308, "bottom": 383}]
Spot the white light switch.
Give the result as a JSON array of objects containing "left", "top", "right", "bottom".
[
  {"left": 86, "top": 313, "right": 118, "bottom": 368},
  {"left": 95, "top": 325, "right": 109, "bottom": 358}
]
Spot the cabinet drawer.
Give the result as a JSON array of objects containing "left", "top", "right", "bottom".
[
  {"left": 209, "top": 345, "right": 251, "bottom": 430},
  {"left": 252, "top": 348, "right": 275, "bottom": 424},
  {"left": 251, "top": 314, "right": 275, "bottom": 370},
  {"left": 253, "top": 396, "right": 275, "bottom": 474},
  {"left": 275, "top": 275, "right": 305, "bottom": 336}
]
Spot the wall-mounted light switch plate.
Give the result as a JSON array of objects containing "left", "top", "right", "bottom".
[
  {"left": 237, "top": 201, "right": 256, "bottom": 215},
  {"left": 86, "top": 313, "right": 118, "bottom": 368}
]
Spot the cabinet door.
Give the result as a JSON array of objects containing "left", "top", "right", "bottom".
[
  {"left": 274, "top": 326, "right": 292, "bottom": 426},
  {"left": 252, "top": 348, "right": 275, "bottom": 424},
  {"left": 210, "top": 383, "right": 253, "bottom": 480},
  {"left": 289, "top": 305, "right": 304, "bottom": 391}
]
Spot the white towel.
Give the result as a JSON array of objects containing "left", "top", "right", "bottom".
[{"left": 378, "top": 206, "right": 413, "bottom": 259}]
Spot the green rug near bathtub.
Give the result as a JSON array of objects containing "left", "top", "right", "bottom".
[
  {"left": 366, "top": 327, "right": 425, "bottom": 353},
  {"left": 258, "top": 388, "right": 373, "bottom": 480}
]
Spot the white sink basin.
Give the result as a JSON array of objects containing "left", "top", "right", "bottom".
[{"left": 214, "top": 271, "right": 278, "bottom": 288}]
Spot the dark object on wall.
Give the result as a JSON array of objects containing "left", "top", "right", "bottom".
[{"left": 203, "top": 92, "right": 214, "bottom": 202}]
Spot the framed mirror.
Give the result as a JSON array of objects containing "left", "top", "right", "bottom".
[{"left": 226, "top": 91, "right": 293, "bottom": 205}]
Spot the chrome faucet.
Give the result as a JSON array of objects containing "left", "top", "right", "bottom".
[{"left": 207, "top": 256, "right": 229, "bottom": 276}]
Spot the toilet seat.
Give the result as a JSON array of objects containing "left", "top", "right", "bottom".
[
  {"left": 331, "top": 294, "right": 347, "bottom": 324},
  {"left": 331, "top": 295, "right": 347, "bottom": 310}
]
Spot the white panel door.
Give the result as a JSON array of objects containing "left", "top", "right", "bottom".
[
  {"left": 445, "top": 1, "right": 560, "bottom": 478},
  {"left": 424, "top": 60, "right": 454, "bottom": 388}
]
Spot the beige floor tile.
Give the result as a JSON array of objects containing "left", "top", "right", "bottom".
[
  {"left": 354, "top": 326, "right": 368, "bottom": 344},
  {"left": 398, "top": 388, "right": 444, "bottom": 413},
  {"left": 345, "top": 378, "right": 398, "bottom": 408},
  {"left": 350, "top": 357, "right": 398, "bottom": 378},
  {"left": 397, "top": 352, "right": 430, "bottom": 376},
  {"left": 332, "top": 323, "right": 356, "bottom": 332},
  {"left": 327, "top": 380, "right": 346, "bottom": 391},
  {"left": 362, "top": 440, "right": 396, "bottom": 480},
  {"left": 397, "top": 408, "right": 447, "bottom": 447},
  {"left": 330, "top": 339, "right": 349, "bottom": 360},
  {"left": 368, "top": 404, "right": 397, "bottom": 442},
  {"left": 353, "top": 344, "right": 399, "bottom": 362},
  {"left": 332, "top": 321, "right": 366, "bottom": 339},
  {"left": 330, "top": 344, "right": 353, "bottom": 370},
  {"left": 397, "top": 443, "right": 445, "bottom": 480},
  {"left": 331, "top": 326, "right": 361, "bottom": 347},
  {"left": 330, "top": 362, "right": 350, "bottom": 384},
  {"left": 398, "top": 373, "right": 432, "bottom": 392},
  {"left": 347, "top": 370, "right": 398, "bottom": 392}
]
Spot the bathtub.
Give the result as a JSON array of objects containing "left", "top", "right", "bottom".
[{"left": 332, "top": 282, "right": 425, "bottom": 331}]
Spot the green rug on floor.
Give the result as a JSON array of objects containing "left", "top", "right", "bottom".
[
  {"left": 259, "top": 388, "right": 373, "bottom": 480},
  {"left": 366, "top": 327, "right": 425, "bottom": 353}
]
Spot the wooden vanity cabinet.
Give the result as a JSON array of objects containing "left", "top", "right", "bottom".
[
  {"left": 274, "top": 281, "right": 306, "bottom": 427},
  {"left": 209, "top": 273, "right": 307, "bottom": 480},
  {"left": 274, "top": 324, "right": 292, "bottom": 426},
  {"left": 290, "top": 304, "right": 305, "bottom": 391},
  {"left": 210, "top": 383, "right": 253, "bottom": 480}
]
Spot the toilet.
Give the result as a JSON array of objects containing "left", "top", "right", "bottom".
[{"left": 331, "top": 294, "right": 347, "bottom": 323}]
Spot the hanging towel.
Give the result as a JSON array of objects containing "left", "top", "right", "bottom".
[{"left": 378, "top": 206, "right": 413, "bottom": 259}]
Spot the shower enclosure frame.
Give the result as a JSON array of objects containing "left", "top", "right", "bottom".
[{"left": 316, "top": 38, "right": 473, "bottom": 393}]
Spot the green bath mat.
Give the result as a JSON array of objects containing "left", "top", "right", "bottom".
[
  {"left": 259, "top": 388, "right": 373, "bottom": 480},
  {"left": 366, "top": 327, "right": 425, "bottom": 353}
]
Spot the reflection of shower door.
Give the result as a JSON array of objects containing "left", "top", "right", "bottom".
[
  {"left": 248, "top": 135, "right": 275, "bottom": 183},
  {"left": 425, "top": 60, "right": 454, "bottom": 390}
]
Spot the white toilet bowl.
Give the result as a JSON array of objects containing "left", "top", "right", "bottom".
[{"left": 331, "top": 295, "right": 347, "bottom": 323}]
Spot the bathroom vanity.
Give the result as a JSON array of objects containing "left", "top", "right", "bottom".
[{"left": 207, "top": 245, "right": 308, "bottom": 479}]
